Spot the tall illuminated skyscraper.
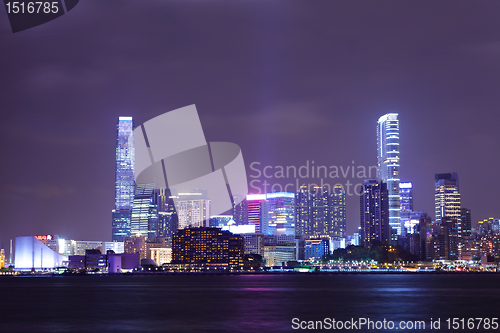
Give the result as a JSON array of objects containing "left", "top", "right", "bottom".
[
  {"left": 330, "top": 185, "right": 346, "bottom": 240},
  {"left": 112, "top": 117, "right": 135, "bottom": 242},
  {"left": 377, "top": 113, "right": 400, "bottom": 236},
  {"left": 434, "top": 173, "right": 461, "bottom": 224},
  {"left": 130, "top": 183, "right": 158, "bottom": 238}
]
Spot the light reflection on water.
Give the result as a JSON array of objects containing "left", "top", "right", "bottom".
[{"left": 1, "top": 274, "right": 499, "bottom": 332}]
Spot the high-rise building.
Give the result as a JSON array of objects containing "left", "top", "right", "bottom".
[
  {"left": 112, "top": 117, "right": 135, "bottom": 242},
  {"left": 330, "top": 185, "right": 346, "bottom": 240},
  {"left": 247, "top": 194, "right": 268, "bottom": 234},
  {"left": 266, "top": 192, "right": 295, "bottom": 236},
  {"left": 360, "top": 179, "right": 390, "bottom": 247},
  {"left": 295, "top": 185, "right": 346, "bottom": 239},
  {"left": 0, "top": 249, "right": 4, "bottom": 268},
  {"left": 434, "top": 173, "right": 461, "bottom": 224},
  {"left": 377, "top": 113, "right": 400, "bottom": 236},
  {"left": 310, "top": 186, "right": 330, "bottom": 236},
  {"left": 400, "top": 182, "right": 413, "bottom": 212},
  {"left": 130, "top": 183, "right": 159, "bottom": 238},
  {"left": 295, "top": 186, "right": 310, "bottom": 237}
]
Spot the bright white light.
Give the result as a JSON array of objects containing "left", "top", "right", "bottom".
[{"left": 247, "top": 194, "right": 266, "bottom": 200}]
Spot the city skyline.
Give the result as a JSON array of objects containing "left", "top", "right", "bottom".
[{"left": 2, "top": 1, "right": 500, "bottom": 252}]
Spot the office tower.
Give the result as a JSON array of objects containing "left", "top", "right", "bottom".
[
  {"left": 399, "top": 182, "right": 413, "bottom": 212},
  {"left": 172, "top": 227, "right": 244, "bottom": 269},
  {"left": 377, "top": 113, "right": 400, "bottom": 236},
  {"left": 112, "top": 117, "right": 135, "bottom": 242},
  {"left": 330, "top": 185, "right": 346, "bottom": 240},
  {"left": 360, "top": 179, "right": 390, "bottom": 247},
  {"left": 247, "top": 194, "right": 269, "bottom": 234},
  {"left": 266, "top": 192, "right": 295, "bottom": 236},
  {"left": 130, "top": 183, "right": 158, "bottom": 238},
  {"left": 0, "top": 249, "right": 4, "bottom": 268},
  {"left": 434, "top": 173, "right": 461, "bottom": 224}
]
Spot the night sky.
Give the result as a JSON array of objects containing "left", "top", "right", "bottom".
[{"left": 1, "top": 1, "right": 500, "bottom": 255}]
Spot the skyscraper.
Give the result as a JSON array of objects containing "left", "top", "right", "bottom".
[
  {"left": 130, "top": 183, "right": 158, "bottom": 238},
  {"left": 112, "top": 117, "right": 135, "bottom": 242},
  {"left": 295, "top": 185, "right": 346, "bottom": 239},
  {"left": 434, "top": 173, "right": 461, "bottom": 259},
  {"left": 295, "top": 186, "right": 310, "bottom": 237},
  {"left": 377, "top": 113, "right": 400, "bottom": 236},
  {"left": 330, "top": 185, "right": 346, "bottom": 240},
  {"left": 360, "top": 179, "right": 390, "bottom": 247},
  {"left": 434, "top": 173, "right": 461, "bottom": 224}
]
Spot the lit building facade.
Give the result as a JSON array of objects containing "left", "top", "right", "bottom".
[
  {"left": 330, "top": 185, "right": 346, "bottom": 240},
  {"left": 154, "top": 188, "right": 178, "bottom": 239},
  {"left": 242, "top": 233, "right": 264, "bottom": 256},
  {"left": 172, "top": 227, "right": 244, "bottom": 269},
  {"left": 377, "top": 113, "right": 400, "bottom": 236},
  {"left": 0, "top": 249, "right": 4, "bottom": 268},
  {"left": 112, "top": 117, "right": 135, "bottom": 242},
  {"left": 177, "top": 199, "right": 210, "bottom": 229},
  {"left": 304, "top": 238, "right": 330, "bottom": 261},
  {"left": 263, "top": 245, "right": 296, "bottom": 267},
  {"left": 247, "top": 194, "right": 268, "bottom": 234},
  {"left": 105, "top": 241, "right": 124, "bottom": 254},
  {"left": 124, "top": 236, "right": 147, "bottom": 260},
  {"left": 266, "top": 192, "right": 295, "bottom": 236},
  {"left": 295, "top": 186, "right": 310, "bottom": 237},
  {"left": 360, "top": 179, "right": 390, "bottom": 247},
  {"left": 73, "top": 241, "right": 103, "bottom": 256},
  {"left": 295, "top": 185, "right": 346, "bottom": 239},
  {"left": 434, "top": 173, "right": 461, "bottom": 225},
  {"left": 130, "top": 183, "right": 158, "bottom": 238},
  {"left": 150, "top": 247, "right": 172, "bottom": 265},
  {"left": 400, "top": 182, "right": 413, "bottom": 212}
]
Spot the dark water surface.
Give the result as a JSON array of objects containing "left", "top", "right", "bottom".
[{"left": 1, "top": 274, "right": 499, "bottom": 332}]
